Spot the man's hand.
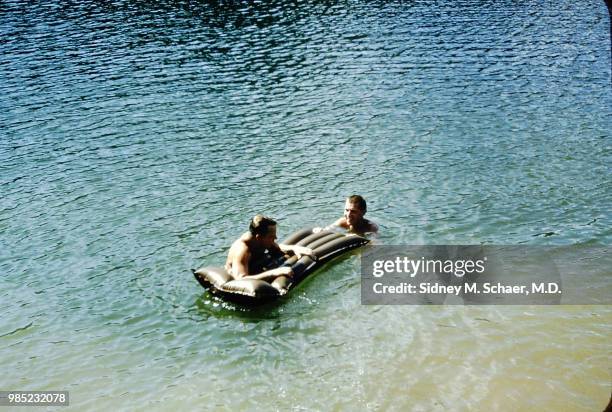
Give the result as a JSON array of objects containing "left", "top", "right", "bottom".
[
  {"left": 273, "top": 266, "right": 293, "bottom": 278},
  {"left": 279, "top": 243, "right": 317, "bottom": 260},
  {"left": 293, "top": 245, "right": 316, "bottom": 260}
]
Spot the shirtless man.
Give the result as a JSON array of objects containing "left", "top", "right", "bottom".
[
  {"left": 225, "top": 215, "right": 314, "bottom": 283},
  {"left": 318, "top": 195, "right": 378, "bottom": 235}
]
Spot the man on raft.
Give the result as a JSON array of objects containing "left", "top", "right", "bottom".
[{"left": 225, "top": 214, "right": 315, "bottom": 291}]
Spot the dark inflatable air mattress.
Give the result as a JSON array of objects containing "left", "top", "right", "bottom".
[{"left": 193, "top": 228, "right": 369, "bottom": 304}]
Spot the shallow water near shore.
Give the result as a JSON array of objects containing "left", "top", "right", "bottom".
[{"left": 1, "top": 1, "right": 611, "bottom": 410}]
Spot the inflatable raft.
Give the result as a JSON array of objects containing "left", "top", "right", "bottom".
[{"left": 193, "top": 228, "right": 369, "bottom": 304}]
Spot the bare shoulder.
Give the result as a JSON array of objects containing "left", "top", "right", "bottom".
[
  {"left": 367, "top": 220, "right": 379, "bottom": 233},
  {"left": 227, "top": 234, "right": 250, "bottom": 261},
  {"left": 231, "top": 236, "right": 249, "bottom": 254}
]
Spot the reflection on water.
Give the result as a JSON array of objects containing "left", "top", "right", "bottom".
[{"left": 0, "top": 0, "right": 610, "bottom": 410}]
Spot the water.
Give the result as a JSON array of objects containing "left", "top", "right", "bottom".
[{"left": 1, "top": 1, "right": 610, "bottom": 410}]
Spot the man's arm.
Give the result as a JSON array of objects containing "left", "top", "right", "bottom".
[
  {"left": 228, "top": 243, "right": 250, "bottom": 279},
  {"left": 332, "top": 217, "right": 346, "bottom": 228},
  {"left": 242, "top": 266, "right": 293, "bottom": 282},
  {"left": 278, "top": 243, "right": 316, "bottom": 260},
  {"left": 313, "top": 218, "right": 347, "bottom": 233},
  {"left": 230, "top": 243, "right": 293, "bottom": 281}
]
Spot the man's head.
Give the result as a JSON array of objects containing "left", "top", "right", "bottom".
[
  {"left": 249, "top": 215, "right": 277, "bottom": 247},
  {"left": 344, "top": 195, "right": 367, "bottom": 227}
]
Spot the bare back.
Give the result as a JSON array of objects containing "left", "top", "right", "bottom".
[
  {"left": 225, "top": 232, "right": 252, "bottom": 278},
  {"left": 225, "top": 231, "right": 283, "bottom": 278}
]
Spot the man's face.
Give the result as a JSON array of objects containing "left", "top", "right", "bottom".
[
  {"left": 259, "top": 225, "right": 278, "bottom": 248},
  {"left": 344, "top": 200, "right": 364, "bottom": 226}
]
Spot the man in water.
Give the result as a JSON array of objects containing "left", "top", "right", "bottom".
[
  {"left": 225, "top": 215, "right": 314, "bottom": 284},
  {"left": 316, "top": 195, "right": 378, "bottom": 235}
]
